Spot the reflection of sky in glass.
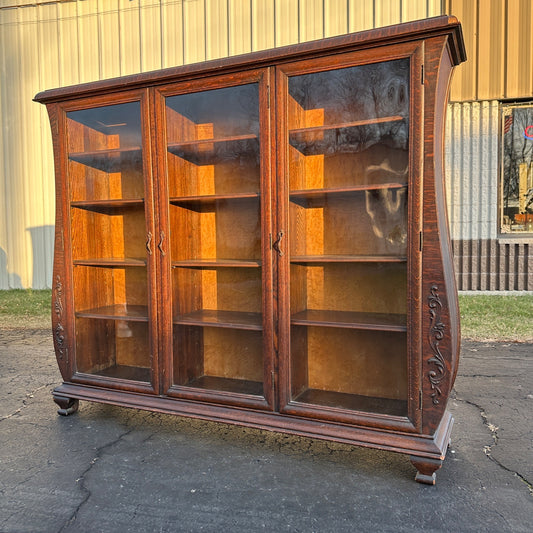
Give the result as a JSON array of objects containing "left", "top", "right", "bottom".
[
  {"left": 68, "top": 102, "right": 142, "bottom": 147},
  {"left": 166, "top": 84, "right": 260, "bottom": 138}
]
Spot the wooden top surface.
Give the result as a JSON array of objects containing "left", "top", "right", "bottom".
[{"left": 34, "top": 16, "right": 465, "bottom": 104}]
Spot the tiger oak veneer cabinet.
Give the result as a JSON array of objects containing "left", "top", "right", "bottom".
[{"left": 35, "top": 16, "right": 465, "bottom": 484}]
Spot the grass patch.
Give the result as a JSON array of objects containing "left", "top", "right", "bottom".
[
  {"left": 0, "top": 289, "right": 52, "bottom": 328},
  {"left": 0, "top": 289, "right": 52, "bottom": 317},
  {"left": 458, "top": 294, "right": 533, "bottom": 342}
]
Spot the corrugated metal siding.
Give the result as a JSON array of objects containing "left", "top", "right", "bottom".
[
  {"left": 445, "top": 101, "right": 500, "bottom": 242},
  {"left": 445, "top": 101, "right": 533, "bottom": 291},
  {"left": 447, "top": 0, "right": 533, "bottom": 101},
  {"left": 0, "top": 0, "right": 445, "bottom": 289}
]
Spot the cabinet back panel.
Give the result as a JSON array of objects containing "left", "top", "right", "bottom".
[
  {"left": 290, "top": 192, "right": 407, "bottom": 256},
  {"left": 173, "top": 327, "right": 263, "bottom": 384},
  {"left": 290, "top": 263, "right": 406, "bottom": 315},
  {"left": 168, "top": 153, "right": 260, "bottom": 197},
  {"left": 289, "top": 144, "right": 408, "bottom": 190},
  {"left": 75, "top": 319, "right": 150, "bottom": 373},
  {"left": 168, "top": 156, "right": 214, "bottom": 197},
  {"left": 73, "top": 267, "right": 148, "bottom": 311},
  {"left": 203, "top": 328, "right": 263, "bottom": 382},
  {"left": 172, "top": 268, "right": 262, "bottom": 315},
  {"left": 173, "top": 326, "right": 204, "bottom": 384},
  {"left": 292, "top": 327, "right": 407, "bottom": 401},
  {"left": 114, "top": 322, "right": 151, "bottom": 369},
  {"left": 75, "top": 318, "right": 116, "bottom": 374},
  {"left": 69, "top": 164, "right": 144, "bottom": 202},
  {"left": 171, "top": 203, "right": 261, "bottom": 261},
  {"left": 71, "top": 208, "right": 147, "bottom": 261}
]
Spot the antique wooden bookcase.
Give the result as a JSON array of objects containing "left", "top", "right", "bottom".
[{"left": 35, "top": 16, "right": 465, "bottom": 484}]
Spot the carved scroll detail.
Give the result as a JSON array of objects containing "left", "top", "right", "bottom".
[
  {"left": 428, "top": 284, "right": 446, "bottom": 405},
  {"left": 54, "top": 274, "right": 66, "bottom": 362}
]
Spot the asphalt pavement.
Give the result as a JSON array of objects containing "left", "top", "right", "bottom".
[{"left": 1, "top": 326, "right": 532, "bottom": 532}]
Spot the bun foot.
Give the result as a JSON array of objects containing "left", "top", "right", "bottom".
[
  {"left": 410, "top": 456, "right": 443, "bottom": 485},
  {"left": 53, "top": 394, "right": 79, "bottom": 416}
]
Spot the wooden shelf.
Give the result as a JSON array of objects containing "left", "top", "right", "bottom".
[
  {"left": 172, "top": 259, "right": 261, "bottom": 268},
  {"left": 75, "top": 304, "right": 149, "bottom": 321},
  {"left": 291, "top": 309, "right": 407, "bottom": 331},
  {"left": 73, "top": 258, "right": 146, "bottom": 267},
  {"left": 89, "top": 365, "right": 151, "bottom": 382},
  {"left": 69, "top": 147, "right": 142, "bottom": 172},
  {"left": 293, "top": 388, "right": 407, "bottom": 417},
  {"left": 174, "top": 309, "right": 262, "bottom": 330},
  {"left": 290, "top": 184, "right": 407, "bottom": 207},
  {"left": 71, "top": 198, "right": 144, "bottom": 214},
  {"left": 182, "top": 375, "right": 263, "bottom": 396},
  {"left": 170, "top": 192, "right": 259, "bottom": 211},
  {"left": 289, "top": 116, "right": 404, "bottom": 155},
  {"left": 167, "top": 134, "right": 259, "bottom": 165},
  {"left": 290, "top": 254, "right": 407, "bottom": 264}
]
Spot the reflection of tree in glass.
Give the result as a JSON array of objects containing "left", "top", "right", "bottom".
[
  {"left": 503, "top": 107, "right": 533, "bottom": 215},
  {"left": 290, "top": 59, "right": 409, "bottom": 152}
]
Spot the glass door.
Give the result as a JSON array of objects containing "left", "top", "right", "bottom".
[
  {"left": 65, "top": 93, "right": 157, "bottom": 391},
  {"left": 160, "top": 71, "right": 274, "bottom": 409},
  {"left": 279, "top": 56, "right": 416, "bottom": 420}
]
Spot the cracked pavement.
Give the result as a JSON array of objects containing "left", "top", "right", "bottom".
[{"left": 0, "top": 328, "right": 532, "bottom": 532}]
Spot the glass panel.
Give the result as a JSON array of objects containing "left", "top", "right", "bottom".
[
  {"left": 287, "top": 60, "right": 410, "bottom": 415},
  {"left": 67, "top": 103, "right": 143, "bottom": 202},
  {"left": 67, "top": 102, "right": 151, "bottom": 384},
  {"left": 166, "top": 83, "right": 264, "bottom": 397}
]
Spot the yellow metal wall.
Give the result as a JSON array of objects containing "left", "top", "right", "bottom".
[
  {"left": 447, "top": 0, "right": 533, "bottom": 101},
  {"left": 0, "top": 0, "right": 445, "bottom": 288}
]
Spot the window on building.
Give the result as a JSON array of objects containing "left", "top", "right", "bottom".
[{"left": 500, "top": 102, "right": 533, "bottom": 234}]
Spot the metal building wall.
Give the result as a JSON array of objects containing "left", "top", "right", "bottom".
[
  {"left": 0, "top": 0, "right": 444, "bottom": 289},
  {"left": 445, "top": 101, "right": 533, "bottom": 290},
  {"left": 444, "top": 0, "right": 533, "bottom": 290},
  {"left": 447, "top": 0, "right": 533, "bottom": 102}
]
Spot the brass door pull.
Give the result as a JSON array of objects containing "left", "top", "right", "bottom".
[
  {"left": 158, "top": 231, "right": 166, "bottom": 256},
  {"left": 272, "top": 231, "right": 284, "bottom": 256},
  {"left": 146, "top": 232, "right": 153, "bottom": 255}
]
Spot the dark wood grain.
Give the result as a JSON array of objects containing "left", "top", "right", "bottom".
[
  {"left": 291, "top": 309, "right": 407, "bottom": 331},
  {"left": 167, "top": 135, "right": 258, "bottom": 165},
  {"left": 75, "top": 304, "right": 149, "bottom": 321},
  {"left": 172, "top": 259, "right": 261, "bottom": 268},
  {"left": 71, "top": 199, "right": 145, "bottom": 214},
  {"left": 182, "top": 375, "right": 264, "bottom": 396},
  {"left": 69, "top": 147, "right": 142, "bottom": 172},
  {"left": 293, "top": 388, "right": 408, "bottom": 417},
  {"left": 173, "top": 309, "right": 262, "bottom": 331},
  {"left": 290, "top": 254, "right": 407, "bottom": 263}
]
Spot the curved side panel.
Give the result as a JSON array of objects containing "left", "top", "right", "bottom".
[
  {"left": 47, "top": 103, "right": 74, "bottom": 382},
  {"left": 421, "top": 37, "right": 461, "bottom": 434}
]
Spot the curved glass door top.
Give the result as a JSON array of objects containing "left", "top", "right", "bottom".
[
  {"left": 165, "top": 82, "right": 269, "bottom": 403},
  {"left": 286, "top": 59, "right": 410, "bottom": 417},
  {"left": 66, "top": 100, "right": 154, "bottom": 386}
]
